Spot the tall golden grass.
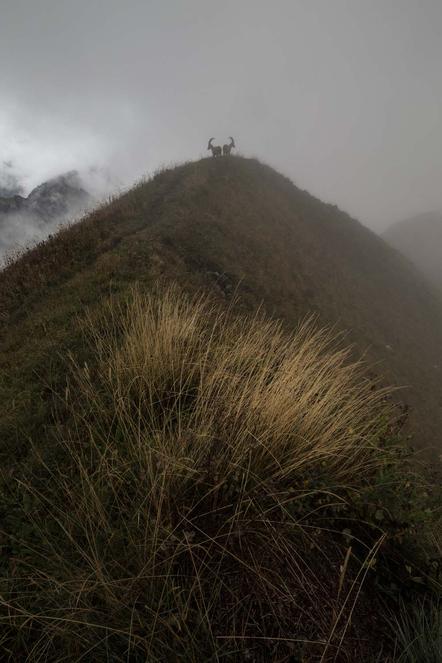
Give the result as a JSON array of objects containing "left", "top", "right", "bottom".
[{"left": 1, "top": 286, "right": 403, "bottom": 660}]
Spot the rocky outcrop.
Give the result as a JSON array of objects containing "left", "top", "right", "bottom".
[{"left": 0, "top": 171, "right": 91, "bottom": 258}]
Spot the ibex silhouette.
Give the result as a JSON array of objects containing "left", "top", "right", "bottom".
[
  {"left": 207, "top": 137, "right": 222, "bottom": 158},
  {"left": 222, "top": 137, "right": 235, "bottom": 156}
]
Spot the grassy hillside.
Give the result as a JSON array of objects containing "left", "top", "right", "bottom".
[
  {"left": 383, "top": 212, "right": 442, "bottom": 292},
  {"left": 1, "top": 157, "right": 441, "bottom": 465},
  {"left": 1, "top": 286, "right": 440, "bottom": 660},
  {"left": 0, "top": 157, "right": 441, "bottom": 659}
]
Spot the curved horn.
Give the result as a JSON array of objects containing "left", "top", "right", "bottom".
[
  {"left": 208, "top": 137, "right": 215, "bottom": 149},
  {"left": 229, "top": 136, "right": 235, "bottom": 147}
]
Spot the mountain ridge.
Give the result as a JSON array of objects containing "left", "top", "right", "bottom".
[{"left": 1, "top": 156, "right": 441, "bottom": 464}]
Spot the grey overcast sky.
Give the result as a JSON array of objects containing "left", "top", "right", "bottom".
[{"left": 1, "top": 0, "right": 442, "bottom": 231}]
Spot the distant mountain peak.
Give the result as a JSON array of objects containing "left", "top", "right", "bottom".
[
  {"left": 0, "top": 169, "right": 92, "bottom": 258},
  {"left": 25, "top": 170, "right": 90, "bottom": 219}
]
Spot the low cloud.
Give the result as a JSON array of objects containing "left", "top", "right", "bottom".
[
  {"left": 0, "top": 161, "right": 24, "bottom": 197},
  {"left": 1, "top": 1, "right": 442, "bottom": 233}
]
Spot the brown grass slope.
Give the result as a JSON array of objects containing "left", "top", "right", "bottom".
[
  {"left": 3, "top": 289, "right": 408, "bottom": 661},
  {"left": 1, "top": 156, "right": 441, "bottom": 464}
]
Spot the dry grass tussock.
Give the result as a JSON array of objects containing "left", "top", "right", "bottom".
[{"left": 1, "top": 286, "right": 422, "bottom": 661}]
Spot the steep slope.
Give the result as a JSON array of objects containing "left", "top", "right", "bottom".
[
  {"left": 1, "top": 157, "right": 442, "bottom": 465},
  {"left": 384, "top": 212, "right": 442, "bottom": 291}
]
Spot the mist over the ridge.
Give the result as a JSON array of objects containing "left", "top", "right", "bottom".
[
  {"left": 2, "top": 0, "right": 442, "bottom": 237},
  {"left": 0, "top": 161, "right": 24, "bottom": 197}
]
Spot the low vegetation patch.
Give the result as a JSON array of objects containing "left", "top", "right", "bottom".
[{"left": 0, "top": 286, "right": 440, "bottom": 661}]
